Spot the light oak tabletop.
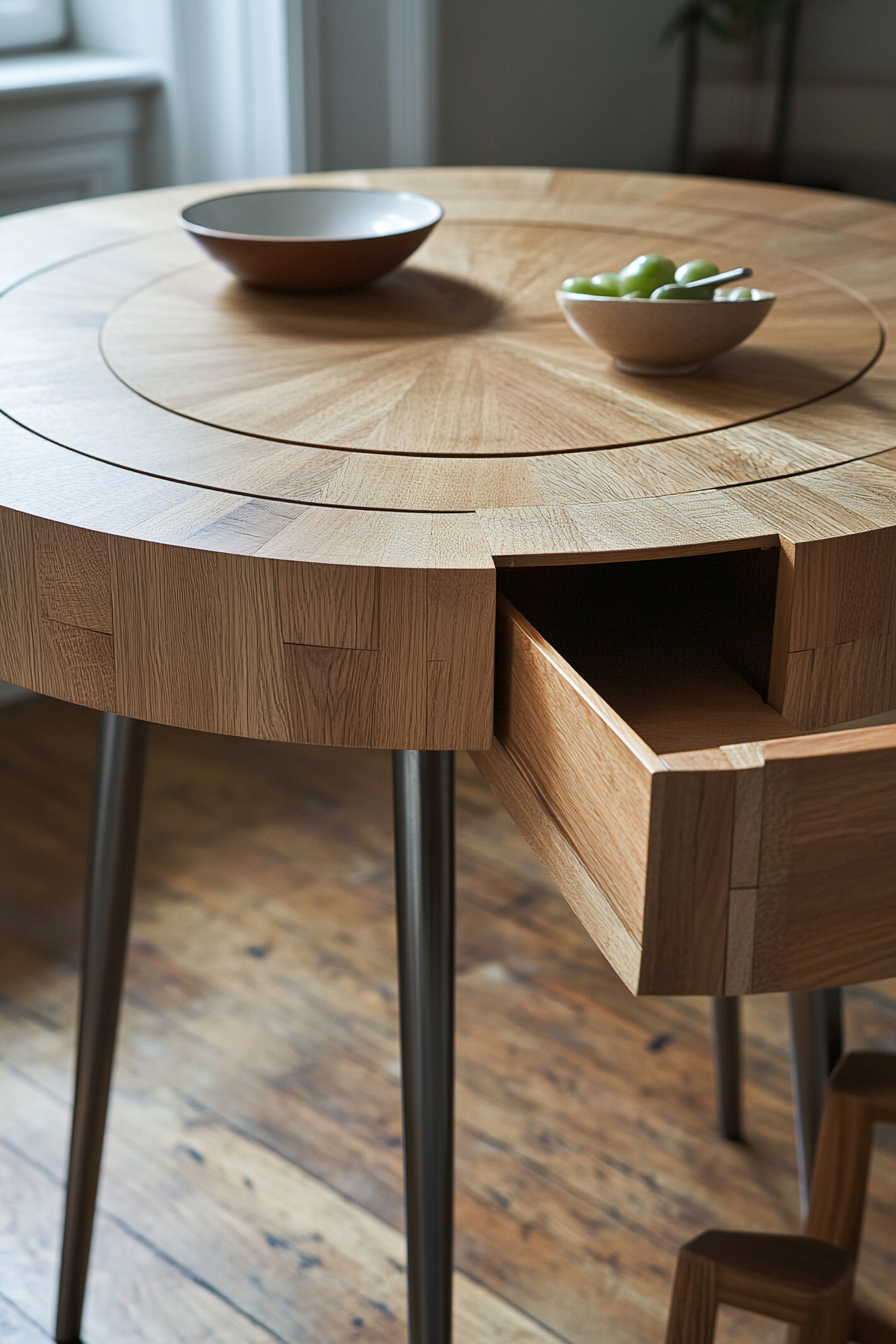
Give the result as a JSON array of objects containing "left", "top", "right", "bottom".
[
  {"left": 4, "top": 167, "right": 896, "bottom": 998},
  {"left": 0, "top": 166, "right": 894, "bottom": 748},
  {"left": 11, "top": 171, "right": 896, "bottom": 1344}
]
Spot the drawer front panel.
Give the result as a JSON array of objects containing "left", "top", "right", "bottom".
[
  {"left": 490, "top": 597, "right": 735, "bottom": 994},
  {"left": 750, "top": 736, "right": 896, "bottom": 992},
  {"left": 641, "top": 767, "right": 733, "bottom": 996},
  {"left": 486, "top": 595, "right": 896, "bottom": 999}
]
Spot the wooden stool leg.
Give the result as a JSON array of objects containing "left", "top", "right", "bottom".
[
  {"left": 806, "top": 1081, "right": 875, "bottom": 1262},
  {"left": 801, "top": 1053, "right": 896, "bottom": 1344},
  {"left": 797, "top": 1275, "right": 853, "bottom": 1344},
  {"left": 665, "top": 1246, "right": 718, "bottom": 1344},
  {"left": 711, "top": 997, "right": 743, "bottom": 1141},
  {"left": 682, "top": 1232, "right": 853, "bottom": 1344}
]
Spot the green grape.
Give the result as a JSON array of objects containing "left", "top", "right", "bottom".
[
  {"left": 588, "top": 272, "right": 620, "bottom": 296},
  {"left": 561, "top": 275, "right": 608, "bottom": 295},
  {"left": 651, "top": 283, "right": 710, "bottom": 301},
  {"left": 674, "top": 259, "right": 719, "bottom": 285},
  {"left": 618, "top": 253, "right": 676, "bottom": 298}
]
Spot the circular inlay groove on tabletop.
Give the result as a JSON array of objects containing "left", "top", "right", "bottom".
[{"left": 100, "top": 220, "right": 883, "bottom": 459}]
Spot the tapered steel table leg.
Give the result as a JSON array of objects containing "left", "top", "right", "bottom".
[
  {"left": 392, "top": 750, "right": 455, "bottom": 1344},
  {"left": 788, "top": 987, "right": 844, "bottom": 1217},
  {"left": 56, "top": 713, "right": 148, "bottom": 1344},
  {"left": 711, "top": 997, "right": 743, "bottom": 1141}
]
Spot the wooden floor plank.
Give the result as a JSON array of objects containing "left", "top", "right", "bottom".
[
  {"left": 0, "top": 1291, "right": 52, "bottom": 1343},
  {"left": 0, "top": 1139, "right": 285, "bottom": 1344},
  {"left": 1, "top": 697, "right": 895, "bottom": 1342},
  {"left": 0, "top": 1063, "right": 560, "bottom": 1344}
]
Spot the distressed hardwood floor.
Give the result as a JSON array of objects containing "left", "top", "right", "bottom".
[{"left": 0, "top": 696, "right": 894, "bottom": 1343}]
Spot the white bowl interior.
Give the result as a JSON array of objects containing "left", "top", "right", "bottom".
[{"left": 181, "top": 189, "right": 442, "bottom": 241}]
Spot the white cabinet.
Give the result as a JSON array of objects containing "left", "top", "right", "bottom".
[
  {"left": 0, "top": 0, "right": 68, "bottom": 52},
  {"left": 0, "top": 51, "right": 163, "bottom": 216}
]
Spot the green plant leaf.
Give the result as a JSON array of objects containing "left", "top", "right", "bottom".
[{"left": 662, "top": 0, "right": 788, "bottom": 47}]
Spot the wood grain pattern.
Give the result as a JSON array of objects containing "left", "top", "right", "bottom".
[
  {"left": 0, "top": 496, "right": 495, "bottom": 749},
  {"left": 805, "top": 1051, "right": 896, "bottom": 1265},
  {"left": 491, "top": 595, "right": 659, "bottom": 944},
  {"left": 640, "top": 767, "right": 734, "bottom": 997},
  {"left": 109, "top": 538, "right": 290, "bottom": 740},
  {"left": 0, "top": 175, "right": 892, "bottom": 517},
  {"left": 750, "top": 727, "right": 896, "bottom": 992},
  {"left": 38, "top": 619, "right": 115, "bottom": 712},
  {"left": 775, "top": 633, "right": 896, "bottom": 730},
  {"left": 768, "top": 527, "right": 896, "bottom": 728},
  {"left": 479, "top": 589, "right": 896, "bottom": 995},
  {"left": 482, "top": 596, "right": 739, "bottom": 995},
  {"left": 724, "top": 753, "right": 765, "bottom": 890},
  {"left": 425, "top": 567, "right": 495, "bottom": 748},
  {"left": 0, "top": 507, "right": 40, "bottom": 693},
  {"left": 7, "top": 704, "right": 896, "bottom": 1344},
  {"left": 284, "top": 644, "right": 379, "bottom": 748},
  {"left": 721, "top": 751, "right": 765, "bottom": 995},
  {"left": 724, "top": 888, "right": 759, "bottom": 997},
  {"left": 665, "top": 1231, "right": 852, "bottom": 1344},
  {"left": 5, "top": 167, "right": 896, "bottom": 998},
  {"left": 471, "top": 735, "right": 642, "bottom": 993},
  {"left": 277, "top": 561, "right": 380, "bottom": 649},
  {"left": 99, "top": 228, "right": 880, "bottom": 458},
  {"left": 33, "top": 517, "right": 111, "bottom": 633},
  {"left": 5, "top": 699, "right": 896, "bottom": 1342}
]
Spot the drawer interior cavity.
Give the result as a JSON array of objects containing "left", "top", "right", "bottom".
[{"left": 497, "top": 547, "right": 795, "bottom": 756}]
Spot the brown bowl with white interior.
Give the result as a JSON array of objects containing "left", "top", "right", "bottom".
[{"left": 179, "top": 187, "right": 443, "bottom": 292}]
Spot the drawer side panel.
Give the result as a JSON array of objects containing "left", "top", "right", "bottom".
[
  {"left": 494, "top": 597, "right": 659, "bottom": 941},
  {"left": 472, "top": 737, "right": 642, "bottom": 994}
]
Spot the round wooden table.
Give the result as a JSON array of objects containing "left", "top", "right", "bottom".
[{"left": 3, "top": 167, "right": 896, "bottom": 1344}]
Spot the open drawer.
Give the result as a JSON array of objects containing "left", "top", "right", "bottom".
[{"left": 472, "top": 552, "right": 896, "bottom": 998}]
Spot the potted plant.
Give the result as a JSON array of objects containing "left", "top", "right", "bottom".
[{"left": 665, "top": 0, "right": 804, "bottom": 180}]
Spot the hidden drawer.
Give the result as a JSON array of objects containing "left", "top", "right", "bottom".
[{"left": 473, "top": 552, "right": 896, "bottom": 999}]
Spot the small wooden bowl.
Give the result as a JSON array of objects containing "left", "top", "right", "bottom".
[
  {"left": 180, "top": 187, "right": 443, "bottom": 292},
  {"left": 555, "top": 288, "right": 776, "bottom": 375}
]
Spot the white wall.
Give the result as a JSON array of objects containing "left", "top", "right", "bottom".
[
  {"left": 440, "top": 0, "right": 681, "bottom": 170},
  {"left": 306, "top": 0, "right": 392, "bottom": 170},
  {"left": 69, "top": 0, "right": 293, "bottom": 183},
  {"left": 793, "top": 0, "right": 896, "bottom": 82},
  {"left": 67, "top": 0, "right": 435, "bottom": 181},
  {"left": 170, "top": 0, "right": 291, "bottom": 182},
  {"left": 438, "top": 0, "right": 896, "bottom": 178},
  {"left": 69, "top": 0, "right": 175, "bottom": 183},
  {"left": 65, "top": 1, "right": 896, "bottom": 187},
  {"left": 69, "top": 0, "right": 173, "bottom": 59},
  {"left": 692, "top": 0, "right": 896, "bottom": 198},
  {"left": 296, "top": 0, "right": 435, "bottom": 172}
]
